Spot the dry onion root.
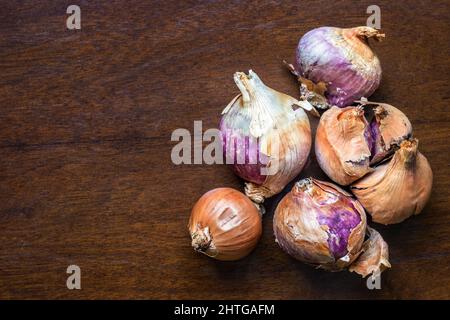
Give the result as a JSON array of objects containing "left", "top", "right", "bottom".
[
  {"left": 273, "top": 178, "right": 390, "bottom": 277},
  {"left": 188, "top": 188, "right": 262, "bottom": 261}
]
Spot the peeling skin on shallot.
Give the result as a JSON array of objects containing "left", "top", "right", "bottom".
[
  {"left": 359, "top": 100, "right": 413, "bottom": 165},
  {"left": 315, "top": 101, "right": 413, "bottom": 185},
  {"left": 315, "top": 106, "right": 373, "bottom": 185},
  {"left": 349, "top": 227, "right": 391, "bottom": 277},
  {"left": 317, "top": 205, "right": 361, "bottom": 259},
  {"left": 273, "top": 178, "right": 367, "bottom": 271}
]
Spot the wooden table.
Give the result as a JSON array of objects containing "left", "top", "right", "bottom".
[{"left": 1, "top": 0, "right": 449, "bottom": 299}]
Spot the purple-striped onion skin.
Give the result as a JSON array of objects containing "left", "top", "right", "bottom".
[
  {"left": 294, "top": 26, "right": 383, "bottom": 108},
  {"left": 273, "top": 178, "right": 366, "bottom": 270},
  {"left": 273, "top": 178, "right": 391, "bottom": 276},
  {"left": 220, "top": 70, "right": 312, "bottom": 203}
]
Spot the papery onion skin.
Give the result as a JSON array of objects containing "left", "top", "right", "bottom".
[
  {"left": 315, "top": 106, "right": 372, "bottom": 185},
  {"left": 220, "top": 70, "right": 312, "bottom": 203},
  {"left": 188, "top": 187, "right": 262, "bottom": 261},
  {"left": 273, "top": 178, "right": 366, "bottom": 271},
  {"left": 368, "top": 102, "right": 413, "bottom": 164},
  {"left": 349, "top": 227, "right": 391, "bottom": 277},
  {"left": 351, "top": 139, "right": 433, "bottom": 225},
  {"left": 294, "top": 26, "right": 383, "bottom": 108},
  {"left": 315, "top": 102, "right": 413, "bottom": 185}
]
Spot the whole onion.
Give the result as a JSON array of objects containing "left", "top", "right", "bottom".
[
  {"left": 188, "top": 188, "right": 262, "bottom": 261},
  {"left": 289, "top": 26, "right": 384, "bottom": 109},
  {"left": 220, "top": 70, "right": 316, "bottom": 203},
  {"left": 273, "top": 178, "right": 390, "bottom": 276},
  {"left": 315, "top": 102, "right": 412, "bottom": 185},
  {"left": 351, "top": 139, "right": 433, "bottom": 225}
]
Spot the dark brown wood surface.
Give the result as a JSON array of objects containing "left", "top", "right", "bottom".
[{"left": 1, "top": 0, "right": 449, "bottom": 299}]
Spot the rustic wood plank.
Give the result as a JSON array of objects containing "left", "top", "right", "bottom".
[{"left": 0, "top": 0, "right": 449, "bottom": 299}]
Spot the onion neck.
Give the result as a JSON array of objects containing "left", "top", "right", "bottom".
[
  {"left": 338, "top": 106, "right": 365, "bottom": 121},
  {"left": 337, "top": 107, "right": 366, "bottom": 133},
  {"left": 397, "top": 139, "right": 418, "bottom": 169},
  {"left": 341, "top": 27, "right": 384, "bottom": 62},
  {"left": 295, "top": 178, "right": 313, "bottom": 192},
  {"left": 344, "top": 26, "right": 385, "bottom": 42},
  {"left": 233, "top": 70, "right": 269, "bottom": 107},
  {"left": 295, "top": 178, "right": 322, "bottom": 199},
  {"left": 374, "top": 105, "right": 388, "bottom": 120}
]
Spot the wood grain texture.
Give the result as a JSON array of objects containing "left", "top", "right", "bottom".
[{"left": 1, "top": 0, "right": 449, "bottom": 299}]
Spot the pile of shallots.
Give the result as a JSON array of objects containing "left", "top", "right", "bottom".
[{"left": 188, "top": 26, "right": 432, "bottom": 279}]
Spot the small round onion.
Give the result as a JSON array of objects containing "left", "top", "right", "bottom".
[
  {"left": 293, "top": 26, "right": 384, "bottom": 108},
  {"left": 273, "top": 178, "right": 366, "bottom": 270},
  {"left": 188, "top": 188, "right": 262, "bottom": 261}
]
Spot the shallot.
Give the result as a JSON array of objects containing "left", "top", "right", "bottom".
[
  {"left": 288, "top": 26, "right": 384, "bottom": 109},
  {"left": 273, "top": 178, "right": 390, "bottom": 276},
  {"left": 351, "top": 139, "right": 433, "bottom": 224},
  {"left": 220, "top": 70, "right": 317, "bottom": 203},
  {"left": 188, "top": 187, "right": 262, "bottom": 261}
]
